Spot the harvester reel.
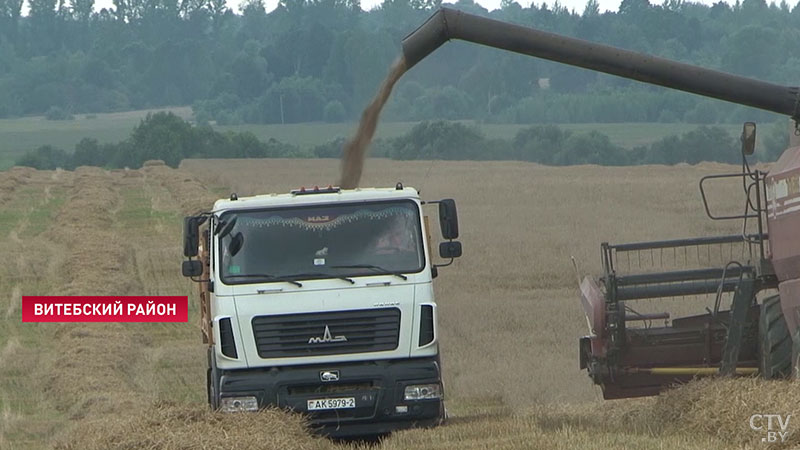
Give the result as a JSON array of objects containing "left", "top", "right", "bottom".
[{"left": 759, "top": 295, "right": 792, "bottom": 379}]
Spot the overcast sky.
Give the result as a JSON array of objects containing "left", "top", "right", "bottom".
[{"left": 83, "top": 0, "right": 728, "bottom": 15}]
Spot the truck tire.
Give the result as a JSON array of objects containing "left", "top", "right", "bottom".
[
  {"left": 759, "top": 294, "right": 792, "bottom": 379},
  {"left": 207, "top": 347, "right": 221, "bottom": 410}
]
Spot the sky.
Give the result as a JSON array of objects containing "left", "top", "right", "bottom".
[{"left": 84, "top": 0, "right": 726, "bottom": 15}]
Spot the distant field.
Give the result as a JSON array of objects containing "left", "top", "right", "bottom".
[
  {"left": 211, "top": 121, "right": 744, "bottom": 150},
  {"left": 0, "top": 107, "right": 742, "bottom": 170},
  {"left": 0, "top": 107, "right": 192, "bottom": 170}
]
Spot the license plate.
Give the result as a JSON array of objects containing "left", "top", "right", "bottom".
[{"left": 307, "top": 397, "right": 356, "bottom": 411}]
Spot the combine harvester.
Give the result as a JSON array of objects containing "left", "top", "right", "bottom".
[{"left": 402, "top": 8, "right": 800, "bottom": 399}]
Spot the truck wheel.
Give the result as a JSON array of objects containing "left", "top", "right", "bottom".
[
  {"left": 759, "top": 295, "right": 792, "bottom": 379},
  {"left": 207, "top": 347, "right": 221, "bottom": 410}
]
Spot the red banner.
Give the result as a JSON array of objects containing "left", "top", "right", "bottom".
[{"left": 21, "top": 296, "right": 188, "bottom": 322}]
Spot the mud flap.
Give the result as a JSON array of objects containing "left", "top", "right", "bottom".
[{"left": 579, "top": 337, "right": 591, "bottom": 370}]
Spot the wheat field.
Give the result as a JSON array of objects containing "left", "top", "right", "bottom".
[{"left": 1, "top": 158, "right": 798, "bottom": 450}]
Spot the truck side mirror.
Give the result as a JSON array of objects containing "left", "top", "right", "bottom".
[
  {"left": 182, "top": 260, "right": 203, "bottom": 277},
  {"left": 184, "top": 217, "right": 200, "bottom": 257},
  {"left": 439, "top": 241, "right": 462, "bottom": 259},
  {"left": 216, "top": 216, "right": 237, "bottom": 239},
  {"left": 438, "top": 199, "right": 459, "bottom": 240},
  {"left": 741, "top": 122, "right": 756, "bottom": 156}
]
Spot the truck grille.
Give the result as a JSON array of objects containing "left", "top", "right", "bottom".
[{"left": 252, "top": 308, "right": 401, "bottom": 358}]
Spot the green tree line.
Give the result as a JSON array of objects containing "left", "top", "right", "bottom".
[
  {"left": 15, "top": 112, "right": 305, "bottom": 169},
  {"left": 14, "top": 113, "right": 790, "bottom": 170},
  {"left": 1, "top": 0, "right": 799, "bottom": 123}
]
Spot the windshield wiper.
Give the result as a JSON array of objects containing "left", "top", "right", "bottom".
[
  {"left": 283, "top": 272, "right": 355, "bottom": 285},
  {"left": 330, "top": 264, "right": 408, "bottom": 281},
  {"left": 226, "top": 272, "right": 357, "bottom": 286},
  {"left": 225, "top": 273, "right": 303, "bottom": 287}
]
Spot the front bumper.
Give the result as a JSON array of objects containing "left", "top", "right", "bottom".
[{"left": 219, "top": 356, "right": 444, "bottom": 437}]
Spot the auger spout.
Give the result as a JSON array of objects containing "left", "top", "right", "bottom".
[{"left": 402, "top": 7, "right": 800, "bottom": 120}]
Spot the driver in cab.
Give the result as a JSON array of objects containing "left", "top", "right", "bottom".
[{"left": 373, "top": 216, "right": 414, "bottom": 255}]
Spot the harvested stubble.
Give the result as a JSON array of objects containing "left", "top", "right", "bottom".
[{"left": 56, "top": 403, "right": 331, "bottom": 450}]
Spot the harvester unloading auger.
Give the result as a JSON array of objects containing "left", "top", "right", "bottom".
[{"left": 402, "top": 8, "right": 800, "bottom": 399}]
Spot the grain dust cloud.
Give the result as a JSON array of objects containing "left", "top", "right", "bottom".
[{"left": 339, "top": 56, "right": 407, "bottom": 189}]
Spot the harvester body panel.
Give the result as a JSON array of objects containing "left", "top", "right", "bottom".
[
  {"left": 766, "top": 146, "right": 800, "bottom": 338},
  {"left": 765, "top": 146, "right": 800, "bottom": 281},
  {"left": 780, "top": 280, "right": 800, "bottom": 335}
]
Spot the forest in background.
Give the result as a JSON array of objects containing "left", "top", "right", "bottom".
[{"left": 1, "top": 0, "right": 800, "bottom": 124}]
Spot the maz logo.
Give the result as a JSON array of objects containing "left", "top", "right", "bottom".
[
  {"left": 307, "top": 215, "right": 331, "bottom": 223},
  {"left": 320, "top": 370, "right": 340, "bottom": 382},
  {"left": 308, "top": 325, "right": 347, "bottom": 344}
]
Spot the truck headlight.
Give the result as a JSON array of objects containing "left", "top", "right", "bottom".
[
  {"left": 219, "top": 396, "right": 259, "bottom": 412},
  {"left": 403, "top": 384, "right": 442, "bottom": 401}
]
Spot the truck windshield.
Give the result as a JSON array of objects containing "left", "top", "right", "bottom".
[{"left": 218, "top": 200, "right": 425, "bottom": 284}]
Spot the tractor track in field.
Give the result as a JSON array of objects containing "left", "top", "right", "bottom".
[
  {"left": 40, "top": 166, "right": 169, "bottom": 443},
  {"left": 0, "top": 166, "right": 157, "bottom": 447},
  {"left": 41, "top": 168, "right": 152, "bottom": 430},
  {"left": 140, "top": 161, "right": 216, "bottom": 215},
  {"left": 0, "top": 168, "right": 73, "bottom": 447}
]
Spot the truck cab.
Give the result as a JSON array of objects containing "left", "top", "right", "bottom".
[{"left": 182, "top": 184, "right": 461, "bottom": 437}]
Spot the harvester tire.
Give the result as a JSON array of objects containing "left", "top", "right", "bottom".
[{"left": 759, "top": 294, "right": 792, "bottom": 379}]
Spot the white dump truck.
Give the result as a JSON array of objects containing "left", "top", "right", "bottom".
[{"left": 181, "top": 184, "right": 462, "bottom": 436}]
